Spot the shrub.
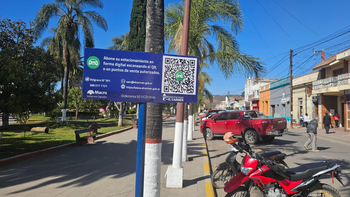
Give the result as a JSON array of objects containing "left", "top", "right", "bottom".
[{"left": 127, "top": 109, "right": 136, "bottom": 114}]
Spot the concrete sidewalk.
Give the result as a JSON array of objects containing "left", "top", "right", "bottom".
[
  {"left": 289, "top": 126, "right": 350, "bottom": 144},
  {"left": 0, "top": 117, "right": 212, "bottom": 197}
]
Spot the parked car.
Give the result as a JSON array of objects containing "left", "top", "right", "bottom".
[
  {"left": 200, "top": 110, "right": 287, "bottom": 144},
  {"left": 197, "top": 110, "right": 222, "bottom": 123}
]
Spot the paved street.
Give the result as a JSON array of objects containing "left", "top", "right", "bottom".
[
  {"left": 207, "top": 127, "right": 350, "bottom": 197},
  {"left": 0, "top": 117, "right": 210, "bottom": 197}
]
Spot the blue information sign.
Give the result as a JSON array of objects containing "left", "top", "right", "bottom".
[{"left": 82, "top": 48, "right": 198, "bottom": 103}]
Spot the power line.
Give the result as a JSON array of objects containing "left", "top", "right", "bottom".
[
  {"left": 241, "top": 5, "right": 276, "bottom": 60},
  {"left": 294, "top": 25, "right": 350, "bottom": 53},
  {"left": 254, "top": 0, "right": 300, "bottom": 47},
  {"left": 271, "top": 0, "right": 322, "bottom": 38}
]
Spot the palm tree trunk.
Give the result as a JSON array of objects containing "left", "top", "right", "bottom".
[
  {"left": 143, "top": 0, "right": 164, "bottom": 196},
  {"left": 62, "top": 39, "right": 70, "bottom": 122}
]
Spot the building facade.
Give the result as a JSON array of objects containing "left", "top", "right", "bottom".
[
  {"left": 269, "top": 77, "right": 291, "bottom": 123},
  {"left": 245, "top": 77, "right": 278, "bottom": 111},
  {"left": 312, "top": 49, "right": 350, "bottom": 131},
  {"left": 292, "top": 72, "right": 319, "bottom": 122},
  {"left": 259, "top": 84, "right": 271, "bottom": 116}
]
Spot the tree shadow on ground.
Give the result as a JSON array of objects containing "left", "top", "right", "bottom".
[{"left": 0, "top": 137, "right": 140, "bottom": 195}]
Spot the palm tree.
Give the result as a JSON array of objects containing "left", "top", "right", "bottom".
[
  {"left": 142, "top": 0, "right": 164, "bottom": 195},
  {"left": 165, "top": 0, "right": 264, "bottom": 80},
  {"left": 165, "top": 0, "right": 264, "bottom": 123},
  {"left": 34, "top": 0, "right": 108, "bottom": 121}
]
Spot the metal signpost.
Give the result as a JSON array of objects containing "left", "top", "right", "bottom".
[{"left": 82, "top": 47, "right": 198, "bottom": 196}]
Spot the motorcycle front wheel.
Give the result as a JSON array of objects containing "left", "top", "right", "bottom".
[
  {"left": 211, "top": 169, "right": 234, "bottom": 188},
  {"left": 303, "top": 183, "right": 341, "bottom": 197},
  {"left": 225, "top": 186, "right": 250, "bottom": 197}
]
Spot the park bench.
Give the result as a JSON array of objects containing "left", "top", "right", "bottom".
[{"left": 74, "top": 128, "right": 97, "bottom": 145}]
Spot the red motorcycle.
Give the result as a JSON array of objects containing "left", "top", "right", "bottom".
[{"left": 224, "top": 133, "right": 344, "bottom": 197}]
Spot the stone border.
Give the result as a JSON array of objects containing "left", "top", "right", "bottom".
[{"left": 0, "top": 126, "right": 133, "bottom": 168}]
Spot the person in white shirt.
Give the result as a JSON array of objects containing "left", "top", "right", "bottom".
[{"left": 304, "top": 113, "right": 309, "bottom": 122}]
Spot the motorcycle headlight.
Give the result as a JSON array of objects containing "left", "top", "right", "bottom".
[{"left": 241, "top": 166, "right": 253, "bottom": 175}]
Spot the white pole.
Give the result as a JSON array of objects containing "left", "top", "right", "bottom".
[
  {"left": 166, "top": 121, "right": 184, "bottom": 188},
  {"left": 182, "top": 119, "right": 188, "bottom": 161},
  {"left": 188, "top": 114, "right": 193, "bottom": 140},
  {"left": 173, "top": 122, "right": 183, "bottom": 168}
]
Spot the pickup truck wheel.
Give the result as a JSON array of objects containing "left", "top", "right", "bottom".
[
  {"left": 262, "top": 136, "right": 275, "bottom": 143},
  {"left": 205, "top": 128, "right": 214, "bottom": 140},
  {"left": 244, "top": 130, "right": 259, "bottom": 144}
]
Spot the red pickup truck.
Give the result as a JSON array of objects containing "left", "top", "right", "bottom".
[{"left": 200, "top": 110, "right": 287, "bottom": 144}]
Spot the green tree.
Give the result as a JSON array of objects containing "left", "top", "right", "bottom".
[
  {"left": 109, "top": 33, "right": 129, "bottom": 50},
  {"left": 128, "top": 0, "right": 147, "bottom": 51},
  {"left": 33, "top": 0, "right": 108, "bottom": 121},
  {"left": 0, "top": 19, "right": 61, "bottom": 127},
  {"left": 68, "top": 75, "right": 83, "bottom": 119}
]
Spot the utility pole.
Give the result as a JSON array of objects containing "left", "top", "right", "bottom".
[
  {"left": 290, "top": 49, "right": 293, "bottom": 129},
  {"left": 167, "top": 0, "right": 191, "bottom": 188}
]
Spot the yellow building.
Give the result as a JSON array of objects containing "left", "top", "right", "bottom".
[
  {"left": 259, "top": 84, "right": 271, "bottom": 116},
  {"left": 292, "top": 72, "right": 319, "bottom": 123}
]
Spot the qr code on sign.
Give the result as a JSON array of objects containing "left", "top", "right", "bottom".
[{"left": 162, "top": 55, "right": 197, "bottom": 95}]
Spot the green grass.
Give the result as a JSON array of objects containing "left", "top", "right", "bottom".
[{"left": 0, "top": 116, "right": 133, "bottom": 160}]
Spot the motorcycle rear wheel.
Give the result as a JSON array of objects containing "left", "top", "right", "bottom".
[
  {"left": 211, "top": 169, "right": 234, "bottom": 188},
  {"left": 303, "top": 183, "right": 341, "bottom": 197}
]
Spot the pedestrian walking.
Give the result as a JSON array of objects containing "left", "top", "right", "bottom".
[
  {"left": 334, "top": 112, "right": 340, "bottom": 128},
  {"left": 304, "top": 117, "right": 319, "bottom": 152},
  {"left": 323, "top": 112, "right": 331, "bottom": 134}
]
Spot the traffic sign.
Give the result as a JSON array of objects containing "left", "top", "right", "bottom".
[{"left": 82, "top": 48, "right": 198, "bottom": 103}]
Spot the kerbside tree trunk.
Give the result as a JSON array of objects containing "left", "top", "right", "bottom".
[{"left": 143, "top": 0, "right": 164, "bottom": 196}]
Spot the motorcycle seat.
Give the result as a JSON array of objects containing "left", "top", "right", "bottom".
[
  {"left": 256, "top": 151, "right": 281, "bottom": 160},
  {"left": 284, "top": 162, "right": 329, "bottom": 181}
]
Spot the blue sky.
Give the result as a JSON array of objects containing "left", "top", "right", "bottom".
[{"left": 1, "top": 0, "right": 350, "bottom": 95}]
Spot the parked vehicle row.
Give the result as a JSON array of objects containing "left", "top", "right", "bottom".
[{"left": 200, "top": 110, "right": 288, "bottom": 144}]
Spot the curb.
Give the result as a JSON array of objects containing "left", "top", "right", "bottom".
[
  {"left": 202, "top": 140, "right": 216, "bottom": 197},
  {"left": 0, "top": 126, "right": 133, "bottom": 168}
]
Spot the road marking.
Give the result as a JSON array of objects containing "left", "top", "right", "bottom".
[
  {"left": 251, "top": 144, "right": 263, "bottom": 152},
  {"left": 205, "top": 182, "right": 215, "bottom": 197},
  {"left": 204, "top": 161, "right": 210, "bottom": 173},
  {"left": 203, "top": 150, "right": 208, "bottom": 156},
  {"left": 202, "top": 142, "right": 215, "bottom": 197}
]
